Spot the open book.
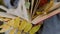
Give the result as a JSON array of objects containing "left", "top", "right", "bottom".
[{"left": 0, "top": 0, "right": 60, "bottom": 24}]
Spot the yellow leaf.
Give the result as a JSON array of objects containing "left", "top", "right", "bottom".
[
  {"left": 13, "top": 17, "right": 21, "bottom": 28},
  {"left": 17, "top": 31, "right": 21, "bottom": 34},
  {"left": 7, "top": 19, "right": 15, "bottom": 27},
  {"left": 0, "top": 24, "right": 10, "bottom": 33},
  {"left": 29, "top": 25, "right": 41, "bottom": 34},
  {"left": 24, "top": 22, "right": 32, "bottom": 32},
  {"left": 18, "top": 20, "right": 27, "bottom": 31},
  {"left": 9, "top": 29, "right": 16, "bottom": 34}
]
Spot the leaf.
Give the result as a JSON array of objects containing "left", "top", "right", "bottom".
[
  {"left": 25, "top": 2, "right": 30, "bottom": 9},
  {"left": 9, "top": 29, "right": 16, "bottom": 34},
  {"left": 24, "top": 22, "right": 32, "bottom": 32},
  {"left": 13, "top": 17, "right": 21, "bottom": 28},
  {"left": 29, "top": 25, "right": 41, "bottom": 34},
  {"left": 7, "top": 19, "right": 15, "bottom": 27},
  {"left": 0, "top": 24, "right": 10, "bottom": 33},
  {"left": 17, "top": 31, "right": 21, "bottom": 34},
  {"left": 18, "top": 20, "right": 27, "bottom": 31},
  {"left": 7, "top": 17, "right": 21, "bottom": 28}
]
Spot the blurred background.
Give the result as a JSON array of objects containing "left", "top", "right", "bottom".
[{"left": 0, "top": 0, "right": 60, "bottom": 34}]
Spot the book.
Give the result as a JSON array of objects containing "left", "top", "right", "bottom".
[{"left": 0, "top": 0, "right": 60, "bottom": 24}]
